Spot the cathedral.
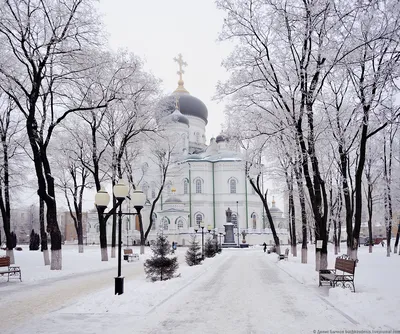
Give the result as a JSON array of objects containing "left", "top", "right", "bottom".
[{"left": 86, "top": 55, "right": 288, "bottom": 246}]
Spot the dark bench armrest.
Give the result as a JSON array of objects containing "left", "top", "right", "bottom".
[{"left": 319, "top": 269, "right": 335, "bottom": 274}]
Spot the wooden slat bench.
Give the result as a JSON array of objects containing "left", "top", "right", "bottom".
[
  {"left": 319, "top": 254, "right": 356, "bottom": 292},
  {"left": 0, "top": 256, "right": 22, "bottom": 282},
  {"left": 278, "top": 248, "right": 289, "bottom": 260},
  {"left": 123, "top": 248, "right": 139, "bottom": 262}
]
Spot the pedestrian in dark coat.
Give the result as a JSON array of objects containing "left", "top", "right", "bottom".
[{"left": 263, "top": 242, "right": 267, "bottom": 253}]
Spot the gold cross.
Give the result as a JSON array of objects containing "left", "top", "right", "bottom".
[
  {"left": 174, "top": 53, "right": 187, "bottom": 81},
  {"left": 173, "top": 53, "right": 189, "bottom": 93}
]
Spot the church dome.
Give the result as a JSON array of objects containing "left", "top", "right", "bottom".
[
  {"left": 216, "top": 132, "right": 229, "bottom": 143},
  {"left": 175, "top": 92, "right": 208, "bottom": 124},
  {"left": 166, "top": 108, "right": 189, "bottom": 126},
  {"left": 165, "top": 196, "right": 182, "bottom": 203}
]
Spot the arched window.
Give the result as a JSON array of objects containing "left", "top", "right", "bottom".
[
  {"left": 251, "top": 213, "right": 257, "bottom": 229},
  {"left": 142, "top": 183, "right": 149, "bottom": 199},
  {"left": 184, "top": 179, "right": 189, "bottom": 194},
  {"left": 195, "top": 214, "right": 203, "bottom": 227},
  {"left": 151, "top": 213, "right": 157, "bottom": 230},
  {"left": 95, "top": 224, "right": 100, "bottom": 233},
  {"left": 141, "top": 162, "right": 149, "bottom": 173},
  {"left": 195, "top": 179, "right": 202, "bottom": 194},
  {"left": 232, "top": 214, "right": 237, "bottom": 228},
  {"left": 230, "top": 179, "right": 237, "bottom": 193},
  {"left": 126, "top": 218, "right": 131, "bottom": 230},
  {"left": 161, "top": 217, "right": 169, "bottom": 230},
  {"left": 177, "top": 218, "right": 184, "bottom": 229},
  {"left": 166, "top": 181, "right": 172, "bottom": 194}
]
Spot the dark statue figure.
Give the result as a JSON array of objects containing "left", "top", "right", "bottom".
[{"left": 226, "top": 207, "right": 232, "bottom": 223}]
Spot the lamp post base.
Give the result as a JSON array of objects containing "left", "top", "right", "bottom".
[{"left": 115, "top": 276, "right": 124, "bottom": 295}]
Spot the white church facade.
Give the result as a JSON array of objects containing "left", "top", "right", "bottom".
[{"left": 86, "top": 55, "right": 288, "bottom": 247}]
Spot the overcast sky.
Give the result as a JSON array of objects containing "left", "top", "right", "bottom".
[{"left": 97, "top": 0, "right": 233, "bottom": 141}]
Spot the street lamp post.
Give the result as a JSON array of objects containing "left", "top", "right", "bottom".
[
  {"left": 95, "top": 181, "right": 145, "bottom": 296},
  {"left": 236, "top": 201, "right": 240, "bottom": 247},
  {"left": 200, "top": 221, "right": 205, "bottom": 259}
]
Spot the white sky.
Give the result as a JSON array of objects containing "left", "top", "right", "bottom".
[{"left": 97, "top": 0, "right": 234, "bottom": 141}]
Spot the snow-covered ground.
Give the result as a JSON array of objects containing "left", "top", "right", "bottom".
[{"left": 1, "top": 243, "right": 399, "bottom": 333}]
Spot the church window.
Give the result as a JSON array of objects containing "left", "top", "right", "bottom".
[
  {"left": 195, "top": 214, "right": 203, "bottom": 227},
  {"left": 161, "top": 217, "right": 169, "bottom": 230},
  {"left": 142, "top": 183, "right": 149, "bottom": 199},
  {"left": 166, "top": 181, "right": 172, "bottom": 194},
  {"left": 230, "top": 179, "right": 236, "bottom": 194},
  {"left": 151, "top": 213, "right": 157, "bottom": 230},
  {"left": 141, "top": 162, "right": 149, "bottom": 173},
  {"left": 195, "top": 179, "right": 202, "bottom": 193},
  {"left": 95, "top": 224, "right": 100, "bottom": 233},
  {"left": 177, "top": 218, "right": 184, "bottom": 229},
  {"left": 184, "top": 179, "right": 188, "bottom": 194},
  {"left": 251, "top": 213, "right": 257, "bottom": 229},
  {"left": 232, "top": 214, "right": 237, "bottom": 227}
]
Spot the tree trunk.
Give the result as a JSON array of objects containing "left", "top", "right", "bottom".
[
  {"left": 394, "top": 223, "right": 400, "bottom": 254},
  {"left": 294, "top": 160, "right": 308, "bottom": 263},
  {"left": 39, "top": 198, "right": 50, "bottom": 265}
]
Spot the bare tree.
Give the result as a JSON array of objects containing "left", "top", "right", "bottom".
[
  {"left": 0, "top": 93, "right": 25, "bottom": 263},
  {"left": 0, "top": 0, "right": 110, "bottom": 270}
]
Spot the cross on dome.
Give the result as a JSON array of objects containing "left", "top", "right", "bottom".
[{"left": 173, "top": 53, "right": 189, "bottom": 93}]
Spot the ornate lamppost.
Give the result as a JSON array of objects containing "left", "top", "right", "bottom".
[{"left": 95, "top": 181, "right": 145, "bottom": 295}]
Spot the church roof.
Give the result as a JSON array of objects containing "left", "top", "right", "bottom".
[
  {"left": 165, "top": 93, "right": 208, "bottom": 124},
  {"left": 181, "top": 150, "right": 242, "bottom": 163},
  {"left": 166, "top": 108, "right": 189, "bottom": 126},
  {"left": 165, "top": 196, "right": 183, "bottom": 203}
]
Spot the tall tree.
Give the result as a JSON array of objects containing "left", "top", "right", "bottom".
[
  {"left": 0, "top": 94, "right": 24, "bottom": 264},
  {"left": 0, "top": 0, "right": 111, "bottom": 269}
]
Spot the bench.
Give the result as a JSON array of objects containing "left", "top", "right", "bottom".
[
  {"left": 123, "top": 248, "right": 139, "bottom": 262},
  {"left": 278, "top": 248, "right": 289, "bottom": 260},
  {"left": 319, "top": 254, "right": 356, "bottom": 292},
  {"left": 0, "top": 256, "right": 22, "bottom": 282}
]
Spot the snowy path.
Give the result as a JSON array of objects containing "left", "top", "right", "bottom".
[
  {"left": 2, "top": 262, "right": 145, "bottom": 333},
  {"left": 7, "top": 249, "right": 361, "bottom": 334}
]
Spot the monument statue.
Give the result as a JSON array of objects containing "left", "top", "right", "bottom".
[{"left": 226, "top": 207, "right": 232, "bottom": 223}]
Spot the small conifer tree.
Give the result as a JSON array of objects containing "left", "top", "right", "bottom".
[
  {"left": 205, "top": 238, "right": 218, "bottom": 258},
  {"left": 144, "top": 234, "right": 179, "bottom": 281},
  {"left": 185, "top": 236, "right": 203, "bottom": 266},
  {"left": 29, "top": 229, "right": 40, "bottom": 250}
]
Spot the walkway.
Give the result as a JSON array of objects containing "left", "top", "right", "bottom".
[{"left": 6, "top": 250, "right": 358, "bottom": 334}]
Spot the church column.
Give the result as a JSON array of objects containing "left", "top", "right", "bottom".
[
  {"left": 188, "top": 162, "right": 192, "bottom": 227},
  {"left": 245, "top": 169, "right": 249, "bottom": 229},
  {"left": 212, "top": 162, "right": 216, "bottom": 228}
]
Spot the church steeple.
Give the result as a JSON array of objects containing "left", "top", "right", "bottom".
[{"left": 173, "top": 53, "right": 189, "bottom": 93}]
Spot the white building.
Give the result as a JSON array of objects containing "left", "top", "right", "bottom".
[{"left": 87, "top": 56, "right": 288, "bottom": 246}]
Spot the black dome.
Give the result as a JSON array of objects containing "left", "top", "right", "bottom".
[
  {"left": 163, "top": 93, "right": 208, "bottom": 124},
  {"left": 216, "top": 133, "right": 229, "bottom": 143}
]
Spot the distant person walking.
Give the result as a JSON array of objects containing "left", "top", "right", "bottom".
[{"left": 263, "top": 242, "right": 267, "bottom": 253}]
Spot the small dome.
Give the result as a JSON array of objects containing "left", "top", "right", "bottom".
[
  {"left": 165, "top": 196, "right": 182, "bottom": 203},
  {"left": 216, "top": 133, "right": 229, "bottom": 143},
  {"left": 166, "top": 108, "right": 189, "bottom": 126}
]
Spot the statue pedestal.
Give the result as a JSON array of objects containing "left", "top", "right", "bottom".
[{"left": 222, "top": 223, "right": 238, "bottom": 248}]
